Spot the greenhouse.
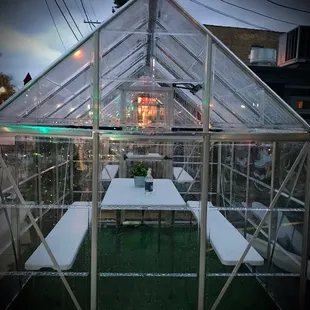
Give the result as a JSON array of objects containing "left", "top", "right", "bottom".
[{"left": 0, "top": 0, "right": 309, "bottom": 309}]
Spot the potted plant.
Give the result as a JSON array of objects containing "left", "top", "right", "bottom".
[{"left": 131, "top": 161, "right": 148, "bottom": 187}]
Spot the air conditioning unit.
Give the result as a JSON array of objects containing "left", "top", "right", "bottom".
[
  {"left": 249, "top": 46, "right": 277, "bottom": 66},
  {"left": 278, "top": 26, "right": 310, "bottom": 67}
]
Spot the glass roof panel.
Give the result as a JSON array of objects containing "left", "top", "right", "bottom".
[
  {"left": 210, "top": 97, "right": 243, "bottom": 126},
  {"left": 1, "top": 0, "right": 308, "bottom": 132},
  {"left": 156, "top": 0, "right": 205, "bottom": 54},
  {"left": 156, "top": 35, "right": 204, "bottom": 82},
  {"left": 100, "top": 32, "right": 148, "bottom": 79},
  {"left": 51, "top": 87, "right": 92, "bottom": 119},
  {"left": 104, "top": 0, "right": 149, "bottom": 31},
  {"left": 174, "top": 99, "right": 201, "bottom": 127},
  {"left": 212, "top": 44, "right": 307, "bottom": 130},
  {"left": 0, "top": 38, "right": 93, "bottom": 124}
]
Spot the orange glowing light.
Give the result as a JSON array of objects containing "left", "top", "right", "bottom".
[
  {"left": 73, "top": 50, "right": 83, "bottom": 59},
  {"left": 137, "top": 97, "right": 156, "bottom": 104}
]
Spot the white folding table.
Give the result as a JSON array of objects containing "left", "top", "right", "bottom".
[
  {"left": 101, "top": 178, "right": 186, "bottom": 210},
  {"left": 101, "top": 178, "right": 187, "bottom": 226}
]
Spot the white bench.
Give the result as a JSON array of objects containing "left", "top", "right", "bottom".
[
  {"left": 241, "top": 201, "right": 302, "bottom": 256},
  {"left": 100, "top": 165, "right": 119, "bottom": 181},
  {"left": 25, "top": 202, "right": 91, "bottom": 271},
  {"left": 173, "top": 167, "right": 194, "bottom": 183},
  {"left": 187, "top": 201, "right": 264, "bottom": 266}
]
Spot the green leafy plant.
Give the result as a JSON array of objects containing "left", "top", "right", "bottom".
[{"left": 131, "top": 161, "right": 148, "bottom": 177}]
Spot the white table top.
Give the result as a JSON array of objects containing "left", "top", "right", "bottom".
[{"left": 101, "top": 178, "right": 186, "bottom": 210}]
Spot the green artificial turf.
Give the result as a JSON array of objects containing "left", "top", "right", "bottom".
[{"left": 8, "top": 224, "right": 278, "bottom": 310}]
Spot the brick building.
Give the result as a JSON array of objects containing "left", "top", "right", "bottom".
[
  {"left": 205, "top": 25, "right": 281, "bottom": 64},
  {"left": 205, "top": 25, "right": 310, "bottom": 124}
]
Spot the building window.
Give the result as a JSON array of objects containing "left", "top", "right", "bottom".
[
  {"left": 297, "top": 100, "right": 310, "bottom": 109},
  {"left": 290, "top": 96, "right": 310, "bottom": 113}
]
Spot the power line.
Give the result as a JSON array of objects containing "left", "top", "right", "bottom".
[
  {"left": 62, "top": 0, "right": 84, "bottom": 38},
  {"left": 44, "top": 0, "right": 66, "bottom": 51},
  {"left": 220, "top": 0, "right": 297, "bottom": 25},
  {"left": 74, "top": 0, "right": 85, "bottom": 19},
  {"left": 80, "top": 0, "right": 94, "bottom": 30},
  {"left": 88, "top": 0, "right": 98, "bottom": 22},
  {"left": 267, "top": 0, "right": 310, "bottom": 14},
  {"left": 189, "top": 0, "right": 270, "bottom": 30},
  {"left": 53, "top": 0, "right": 79, "bottom": 41},
  {"left": 74, "top": 0, "right": 93, "bottom": 30}
]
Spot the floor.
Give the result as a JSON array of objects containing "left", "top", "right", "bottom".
[{"left": 6, "top": 213, "right": 279, "bottom": 310}]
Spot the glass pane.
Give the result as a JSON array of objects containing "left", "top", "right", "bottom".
[
  {"left": 0, "top": 135, "right": 91, "bottom": 310},
  {"left": 212, "top": 45, "right": 307, "bottom": 131},
  {"left": 98, "top": 138, "right": 201, "bottom": 308},
  {"left": 0, "top": 39, "right": 93, "bottom": 126}
]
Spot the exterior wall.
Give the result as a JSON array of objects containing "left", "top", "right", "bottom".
[{"left": 205, "top": 25, "right": 282, "bottom": 65}]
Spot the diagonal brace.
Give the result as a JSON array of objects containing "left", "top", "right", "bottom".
[
  {"left": 210, "top": 142, "right": 308, "bottom": 310},
  {"left": 0, "top": 154, "right": 83, "bottom": 310}
]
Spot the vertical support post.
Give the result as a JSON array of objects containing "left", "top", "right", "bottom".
[
  {"left": 119, "top": 88, "right": 127, "bottom": 224},
  {"left": 14, "top": 137, "right": 21, "bottom": 264},
  {"left": 166, "top": 87, "right": 174, "bottom": 180},
  {"left": 299, "top": 142, "right": 310, "bottom": 310},
  {"left": 229, "top": 142, "right": 234, "bottom": 207},
  {"left": 167, "top": 87, "right": 174, "bottom": 128},
  {"left": 70, "top": 141, "right": 74, "bottom": 203},
  {"left": 198, "top": 34, "right": 212, "bottom": 310},
  {"left": 37, "top": 138, "right": 42, "bottom": 233},
  {"left": 163, "top": 88, "right": 174, "bottom": 225},
  {"left": 243, "top": 143, "right": 251, "bottom": 238},
  {"left": 55, "top": 141, "right": 59, "bottom": 217},
  {"left": 90, "top": 30, "right": 100, "bottom": 310},
  {"left": 216, "top": 142, "right": 221, "bottom": 207},
  {"left": 119, "top": 89, "right": 127, "bottom": 180},
  {"left": 267, "top": 142, "right": 277, "bottom": 269},
  {"left": 119, "top": 89, "right": 126, "bottom": 127}
]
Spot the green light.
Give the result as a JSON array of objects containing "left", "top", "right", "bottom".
[
  {"left": 7, "top": 125, "right": 67, "bottom": 135},
  {"left": 131, "top": 106, "right": 134, "bottom": 111}
]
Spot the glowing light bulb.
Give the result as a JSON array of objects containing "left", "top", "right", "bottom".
[{"left": 73, "top": 49, "right": 83, "bottom": 59}]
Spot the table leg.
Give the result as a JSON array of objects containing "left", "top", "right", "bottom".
[
  {"left": 157, "top": 211, "right": 161, "bottom": 253},
  {"left": 141, "top": 210, "right": 145, "bottom": 225},
  {"left": 116, "top": 211, "right": 121, "bottom": 227}
]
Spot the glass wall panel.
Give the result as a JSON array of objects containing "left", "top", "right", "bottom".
[
  {"left": 212, "top": 139, "right": 308, "bottom": 310},
  {"left": 0, "top": 135, "right": 91, "bottom": 310},
  {"left": 97, "top": 136, "right": 201, "bottom": 309}
]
